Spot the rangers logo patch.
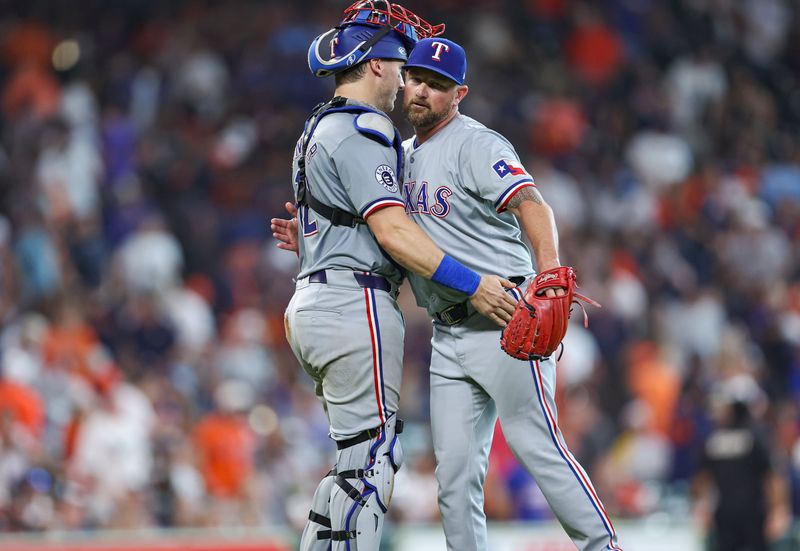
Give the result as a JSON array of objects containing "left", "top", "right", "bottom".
[{"left": 375, "top": 165, "right": 398, "bottom": 192}]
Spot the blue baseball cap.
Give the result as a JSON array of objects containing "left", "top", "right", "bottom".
[{"left": 403, "top": 37, "right": 466, "bottom": 85}]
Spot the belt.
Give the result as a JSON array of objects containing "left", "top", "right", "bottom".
[
  {"left": 434, "top": 275, "right": 528, "bottom": 326},
  {"left": 435, "top": 302, "right": 471, "bottom": 325},
  {"left": 308, "top": 269, "right": 392, "bottom": 293}
]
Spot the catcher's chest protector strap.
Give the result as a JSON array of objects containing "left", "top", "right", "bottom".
[{"left": 296, "top": 96, "right": 404, "bottom": 227}]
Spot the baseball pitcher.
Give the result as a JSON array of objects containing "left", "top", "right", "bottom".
[{"left": 400, "top": 38, "right": 623, "bottom": 551}]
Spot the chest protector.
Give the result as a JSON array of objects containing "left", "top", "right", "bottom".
[{"left": 295, "top": 96, "right": 405, "bottom": 227}]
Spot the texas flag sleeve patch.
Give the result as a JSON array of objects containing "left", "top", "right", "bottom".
[{"left": 492, "top": 159, "right": 526, "bottom": 178}]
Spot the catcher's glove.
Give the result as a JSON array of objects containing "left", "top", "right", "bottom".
[{"left": 500, "top": 267, "right": 600, "bottom": 361}]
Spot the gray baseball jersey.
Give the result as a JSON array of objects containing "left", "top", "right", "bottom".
[
  {"left": 292, "top": 108, "right": 406, "bottom": 287},
  {"left": 402, "top": 113, "right": 623, "bottom": 551},
  {"left": 401, "top": 114, "right": 535, "bottom": 316}
]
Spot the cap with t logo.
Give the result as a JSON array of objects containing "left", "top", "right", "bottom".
[{"left": 403, "top": 37, "right": 466, "bottom": 85}]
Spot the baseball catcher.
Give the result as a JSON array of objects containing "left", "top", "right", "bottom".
[{"left": 501, "top": 266, "right": 600, "bottom": 361}]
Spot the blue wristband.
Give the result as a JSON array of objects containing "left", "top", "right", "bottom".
[{"left": 432, "top": 255, "right": 481, "bottom": 296}]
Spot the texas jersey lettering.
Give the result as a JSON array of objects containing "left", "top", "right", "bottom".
[{"left": 403, "top": 181, "right": 453, "bottom": 217}]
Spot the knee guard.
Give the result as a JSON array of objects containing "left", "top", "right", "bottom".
[
  {"left": 299, "top": 469, "right": 335, "bottom": 551},
  {"left": 329, "top": 414, "right": 404, "bottom": 550}
]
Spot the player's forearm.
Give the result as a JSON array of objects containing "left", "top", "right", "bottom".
[
  {"left": 367, "top": 206, "right": 444, "bottom": 277},
  {"left": 510, "top": 200, "right": 561, "bottom": 272},
  {"left": 377, "top": 221, "right": 445, "bottom": 277},
  {"left": 368, "top": 206, "right": 488, "bottom": 297}
]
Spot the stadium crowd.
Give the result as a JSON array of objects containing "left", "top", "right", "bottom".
[{"left": 0, "top": 0, "right": 799, "bottom": 543}]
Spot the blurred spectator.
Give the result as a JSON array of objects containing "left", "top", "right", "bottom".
[
  {"left": 13, "top": 212, "right": 62, "bottom": 306},
  {"left": 0, "top": 375, "right": 45, "bottom": 439},
  {"left": 35, "top": 117, "right": 102, "bottom": 226},
  {"left": 192, "top": 379, "right": 258, "bottom": 525},
  {"left": 0, "top": 215, "right": 20, "bottom": 326},
  {"left": 600, "top": 399, "right": 672, "bottom": 517},
  {"left": 113, "top": 213, "right": 183, "bottom": 296},
  {"left": 391, "top": 452, "right": 440, "bottom": 523},
  {"left": 214, "top": 308, "right": 276, "bottom": 393},
  {"left": 564, "top": 3, "right": 623, "bottom": 85},
  {"left": 162, "top": 281, "right": 216, "bottom": 360},
  {"left": 69, "top": 370, "right": 155, "bottom": 527},
  {"left": 692, "top": 375, "right": 791, "bottom": 550}
]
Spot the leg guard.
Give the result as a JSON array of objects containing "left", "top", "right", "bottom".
[
  {"left": 329, "top": 414, "right": 404, "bottom": 550},
  {"left": 299, "top": 469, "right": 335, "bottom": 551}
]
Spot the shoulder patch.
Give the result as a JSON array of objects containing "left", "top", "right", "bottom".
[
  {"left": 375, "top": 164, "right": 398, "bottom": 193},
  {"left": 492, "top": 158, "right": 527, "bottom": 178},
  {"left": 354, "top": 112, "right": 394, "bottom": 147}
]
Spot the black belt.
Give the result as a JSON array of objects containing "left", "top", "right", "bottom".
[
  {"left": 308, "top": 270, "right": 391, "bottom": 293},
  {"left": 435, "top": 276, "right": 527, "bottom": 326}
]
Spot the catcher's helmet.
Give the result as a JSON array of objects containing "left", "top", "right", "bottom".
[{"left": 308, "top": 0, "right": 444, "bottom": 78}]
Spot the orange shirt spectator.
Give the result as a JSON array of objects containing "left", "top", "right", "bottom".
[
  {"left": 626, "top": 341, "right": 681, "bottom": 436},
  {"left": 531, "top": 97, "right": 588, "bottom": 156},
  {"left": 3, "top": 21, "right": 57, "bottom": 68},
  {"left": 565, "top": 10, "right": 623, "bottom": 86},
  {"left": 0, "top": 379, "right": 45, "bottom": 438},
  {"left": 41, "top": 307, "right": 98, "bottom": 380},
  {"left": 2, "top": 63, "right": 60, "bottom": 120},
  {"left": 193, "top": 411, "right": 256, "bottom": 498}
]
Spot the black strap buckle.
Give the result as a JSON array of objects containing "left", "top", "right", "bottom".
[
  {"left": 337, "top": 468, "right": 374, "bottom": 479},
  {"left": 331, "top": 529, "right": 358, "bottom": 541},
  {"left": 329, "top": 206, "right": 359, "bottom": 227},
  {"left": 436, "top": 302, "right": 469, "bottom": 325}
]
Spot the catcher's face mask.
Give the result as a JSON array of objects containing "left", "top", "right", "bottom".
[{"left": 308, "top": 0, "right": 444, "bottom": 78}]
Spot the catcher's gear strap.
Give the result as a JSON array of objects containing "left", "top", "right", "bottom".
[
  {"left": 337, "top": 418, "right": 404, "bottom": 450},
  {"left": 296, "top": 97, "right": 404, "bottom": 228}
]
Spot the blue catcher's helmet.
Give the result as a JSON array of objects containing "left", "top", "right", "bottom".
[{"left": 308, "top": 0, "right": 444, "bottom": 78}]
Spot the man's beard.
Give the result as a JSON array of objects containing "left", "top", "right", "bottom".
[{"left": 404, "top": 101, "right": 448, "bottom": 128}]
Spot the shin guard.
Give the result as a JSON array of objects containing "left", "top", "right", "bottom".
[
  {"left": 299, "top": 469, "right": 336, "bottom": 551},
  {"left": 329, "top": 414, "right": 404, "bottom": 550}
]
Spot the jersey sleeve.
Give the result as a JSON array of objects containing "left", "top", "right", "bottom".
[
  {"left": 462, "top": 130, "right": 536, "bottom": 213},
  {"left": 331, "top": 134, "right": 405, "bottom": 220}
]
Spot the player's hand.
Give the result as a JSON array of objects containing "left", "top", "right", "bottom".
[
  {"left": 539, "top": 285, "right": 566, "bottom": 298},
  {"left": 469, "top": 275, "right": 518, "bottom": 327},
  {"left": 536, "top": 263, "right": 566, "bottom": 298},
  {"left": 271, "top": 202, "right": 299, "bottom": 253}
]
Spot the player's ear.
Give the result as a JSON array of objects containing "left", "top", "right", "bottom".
[
  {"left": 454, "top": 85, "right": 469, "bottom": 105},
  {"left": 368, "top": 58, "right": 383, "bottom": 76}
]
